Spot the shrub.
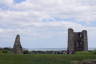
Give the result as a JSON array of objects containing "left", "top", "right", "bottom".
[
  {"left": 91, "top": 50, "right": 96, "bottom": 54},
  {"left": 23, "top": 50, "right": 30, "bottom": 54},
  {"left": 2, "top": 50, "right": 8, "bottom": 53},
  {"left": 75, "top": 51, "right": 92, "bottom": 55}
]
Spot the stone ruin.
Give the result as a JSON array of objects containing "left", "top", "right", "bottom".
[
  {"left": 13, "top": 34, "right": 23, "bottom": 54},
  {"left": 12, "top": 28, "right": 88, "bottom": 54},
  {"left": 67, "top": 28, "right": 88, "bottom": 53}
]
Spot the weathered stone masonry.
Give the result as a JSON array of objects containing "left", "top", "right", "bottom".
[
  {"left": 67, "top": 28, "right": 88, "bottom": 52},
  {"left": 13, "top": 34, "right": 23, "bottom": 54}
]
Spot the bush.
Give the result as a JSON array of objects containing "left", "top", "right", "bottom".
[
  {"left": 75, "top": 51, "right": 92, "bottom": 55},
  {"left": 3, "top": 47, "right": 11, "bottom": 50},
  {"left": 91, "top": 50, "right": 96, "bottom": 54},
  {"left": 23, "top": 50, "right": 30, "bottom": 54},
  {"left": 2, "top": 50, "right": 8, "bottom": 53}
]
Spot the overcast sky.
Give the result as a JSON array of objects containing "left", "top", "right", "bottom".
[{"left": 0, "top": 0, "right": 96, "bottom": 49}]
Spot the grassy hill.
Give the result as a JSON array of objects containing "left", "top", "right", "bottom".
[{"left": 0, "top": 51, "right": 96, "bottom": 64}]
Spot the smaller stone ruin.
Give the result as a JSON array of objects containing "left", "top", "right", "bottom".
[{"left": 13, "top": 34, "right": 23, "bottom": 54}]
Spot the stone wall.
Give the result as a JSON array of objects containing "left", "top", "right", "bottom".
[
  {"left": 13, "top": 34, "right": 23, "bottom": 54},
  {"left": 67, "top": 28, "right": 88, "bottom": 52}
]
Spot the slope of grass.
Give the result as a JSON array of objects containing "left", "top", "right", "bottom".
[{"left": 0, "top": 52, "right": 96, "bottom": 64}]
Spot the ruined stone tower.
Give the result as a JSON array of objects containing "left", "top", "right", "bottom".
[
  {"left": 13, "top": 34, "right": 23, "bottom": 54},
  {"left": 67, "top": 28, "right": 88, "bottom": 52}
]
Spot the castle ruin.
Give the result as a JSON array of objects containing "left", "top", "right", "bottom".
[
  {"left": 13, "top": 34, "right": 23, "bottom": 54},
  {"left": 67, "top": 28, "right": 88, "bottom": 52}
]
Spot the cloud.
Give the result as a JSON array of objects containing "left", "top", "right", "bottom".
[
  {"left": 0, "top": 0, "right": 14, "bottom": 6},
  {"left": 8, "top": 0, "right": 96, "bottom": 23},
  {"left": 1, "top": 0, "right": 96, "bottom": 24},
  {"left": 0, "top": 0, "right": 96, "bottom": 48}
]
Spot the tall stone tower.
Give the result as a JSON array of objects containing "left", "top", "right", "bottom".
[
  {"left": 13, "top": 34, "right": 23, "bottom": 54},
  {"left": 67, "top": 28, "right": 88, "bottom": 52}
]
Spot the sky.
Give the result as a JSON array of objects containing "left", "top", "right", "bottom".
[{"left": 0, "top": 0, "right": 96, "bottom": 49}]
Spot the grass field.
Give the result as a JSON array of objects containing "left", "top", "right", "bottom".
[{"left": 0, "top": 51, "right": 96, "bottom": 64}]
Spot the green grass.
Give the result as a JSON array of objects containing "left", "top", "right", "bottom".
[{"left": 0, "top": 52, "right": 96, "bottom": 64}]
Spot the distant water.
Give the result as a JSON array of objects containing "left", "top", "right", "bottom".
[
  {"left": 88, "top": 48, "right": 96, "bottom": 50},
  {"left": 28, "top": 48, "right": 66, "bottom": 51},
  {"left": 26, "top": 48, "right": 96, "bottom": 51}
]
